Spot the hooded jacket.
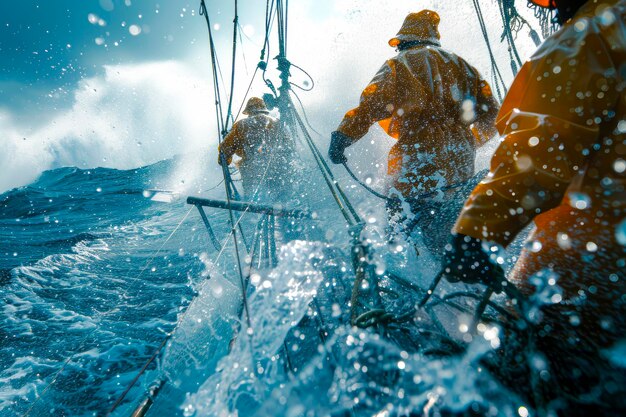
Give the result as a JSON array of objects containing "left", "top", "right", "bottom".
[
  {"left": 454, "top": 0, "right": 626, "bottom": 402},
  {"left": 336, "top": 11, "right": 499, "bottom": 199}
]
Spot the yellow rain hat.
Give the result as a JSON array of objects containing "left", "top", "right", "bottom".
[
  {"left": 389, "top": 10, "right": 441, "bottom": 47},
  {"left": 242, "top": 97, "right": 269, "bottom": 115}
]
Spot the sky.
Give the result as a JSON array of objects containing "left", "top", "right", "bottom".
[{"left": 0, "top": 0, "right": 544, "bottom": 193}]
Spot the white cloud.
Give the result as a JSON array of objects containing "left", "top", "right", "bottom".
[{"left": 0, "top": 61, "right": 217, "bottom": 192}]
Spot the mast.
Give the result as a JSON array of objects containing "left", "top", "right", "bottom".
[{"left": 274, "top": 0, "right": 296, "bottom": 133}]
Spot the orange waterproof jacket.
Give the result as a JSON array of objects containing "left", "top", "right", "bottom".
[
  {"left": 454, "top": 0, "right": 626, "bottom": 387},
  {"left": 336, "top": 45, "right": 499, "bottom": 199},
  {"left": 218, "top": 113, "right": 287, "bottom": 167},
  {"left": 454, "top": 0, "right": 625, "bottom": 246}
]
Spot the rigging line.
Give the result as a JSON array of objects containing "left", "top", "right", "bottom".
[
  {"left": 287, "top": 90, "right": 361, "bottom": 224},
  {"left": 290, "top": 89, "right": 388, "bottom": 184},
  {"left": 260, "top": 0, "right": 274, "bottom": 62},
  {"left": 344, "top": 160, "right": 477, "bottom": 202},
  {"left": 105, "top": 335, "right": 169, "bottom": 416},
  {"left": 225, "top": 0, "right": 239, "bottom": 128},
  {"left": 473, "top": 0, "right": 506, "bottom": 93},
  {"left": 105, "top": 218, "right": 245, "bottom": 416},
  {"left": 234, "top": 65, "right": 260, "bottom": 121},
  {"left": 471, "top": 0, "right": 507, "bottom": 100},
  {"left": 284, "top": 0, "right": 289, "bottom": 53},
  {"left": 288, "top": 94, "right": 361, "bottom": 225},
  {"left": 201, "top": 5, "right": 229, "bottom": 129},
  {"left": 130, "top": 207, "right": 194, "bottom": 284},
  {"left": 290, "top": 88, "right": 391, "bottom": 187},
  {"left": 21, "top": 207, "right": 195, "bottom": 417},
  {"left": 205, "top": 178, "right": 225, "bottom": 192},
  {"left": 499, "top": 1, "right": 523, "bottom": 67},
  {"left": 473, "top": 0, "right": 506, "bottom": 81},
  {"left": 288, "top": 61, "right": 315, "bottom": 91},
  {"left": 261, "top": 3, "right": 276, "bottom": 92},
  {"left": 236, "top": 23, "right": 250, "bottom": 76},
  {"left": 106, "top": 146, "right": 279, "bottom": 414},
  {"left": 214, "top": 55, "right": 230, "bottom": 121},
  {"left": 289, "top": 88, "right": 323, "bottom": 137},
  {"left": 342, "top": 162, "right": 388, "bottom": 200},
  {"left": 291, "top": 87, "right": 391, "bottom": 180},
  {"left": 201, "top": 0, "right": 250, "bottom": 328},
  {"left": 201, "top": 1, "right": 226, "bottom": 133},
  {"left": 21, "top": 356, "right": 73, "bottom": 417}
]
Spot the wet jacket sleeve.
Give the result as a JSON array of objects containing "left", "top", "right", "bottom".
[
  {"left": 471, "top": 78, "right": 500, "bottom": 145},
  {"left": 336, "top": 60, "right": 396, "bottom": 143},
  {"left": 218, "top": 123, "right": 241, "bottom": 165},
  {"left": 454, "top": 26, "right": 619, "bottom": 246}
]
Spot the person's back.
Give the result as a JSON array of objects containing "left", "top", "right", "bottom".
[
  {"left": 369, "top": 45, "right": 497, "bottom": 196},
  {"left": 329, "top": 10, "right": 499, "bottom": 257},
  {"left": 444, "top": 0, "right": 626, "bottom": 413},
  {"left": 219, "top": 97, "right": 295, "bottom": 202}
]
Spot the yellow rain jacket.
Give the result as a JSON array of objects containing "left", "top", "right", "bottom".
[
  {"left": 218, "top": 113, "right": 293, "bottom": 198},
  {"left": 218, "top": 113, "right": 281, "bottom": 166},
  {"left": 336, "top": 11, "right": 499, "bottom": 199},
  {"left": 454, "top": 0, "right": 626, "bottom": 400}
]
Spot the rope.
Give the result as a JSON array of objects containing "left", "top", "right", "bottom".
[
  {"left": 20, "top": 356, "right": 73, "bottom": 417},
  {"left": 343, "top": 161, "right": 480, "bottom": 203},
  {"left": 471, "top": 0, "right": 507, "bottom": 101},
  {"left": 289, "top": 97, "right": 361, "bottom": 226},
  {"left": 105, "top": 221, "right": 244, "bottom": 416},
  {"left": 289, "top": 61, "right": 315, "bottom": 91},
  {"left": 224, "top": 0, "right": 239, "bottom": 128},
  {"left": 499, "top": 0, "right": 523, "bottom": 70},
  {"left": 106, "top": 144, "right": 280, "bottom": 414},
  {"left": 204, "top": 178, "right": 225, "bottom": 192},
  {"left": 234, "top": 65, "right": 259, "bottom": 121},
  {"left": 342, "top": 162, "right": 388, "bottom": 200},
  {"left": 132, "top": 208, "right": 194, "bottom": 281},
  {"left": 200, "top": 0, "right": 252, "bottom": 332}
]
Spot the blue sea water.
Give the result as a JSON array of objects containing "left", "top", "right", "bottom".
[
  {"left": 0, "top": 154, "right": 368, "bottom": 417},
  {"left": 0, "top": 159, "right": 243, "bottom": 416}
]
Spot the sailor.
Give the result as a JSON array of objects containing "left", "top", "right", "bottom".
[
  {"left": 443, "top": 0, "right": 626, "bottom": 414},
  {"left": 328, "top": 10, "right": 499, "bottom": 260},
  {"left": 218, "top": 97, "right": 296, "bottom": 202}
]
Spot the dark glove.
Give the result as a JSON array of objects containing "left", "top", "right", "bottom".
[
  {"left": 328, "top": 131, "right": 352, "bottom": 164},
  {"left": 442, "top": 234, "right": 506, "bottom": 293},
  {"left": 217, "top": 152, "right": 228, "bottom": 166}
]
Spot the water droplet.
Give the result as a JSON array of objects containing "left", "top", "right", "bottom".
[
  {"left": 528, "top": 136, "right": 540, "bottom": 147},
  {"left": 129, "top": 24, "right": 141, "bottom": 36},
  {"left": 568, "top": 192, "right": 591, "bottom": 210},
  {"left": 528, "top": 241, "right": 542, "bottom": 253}
]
